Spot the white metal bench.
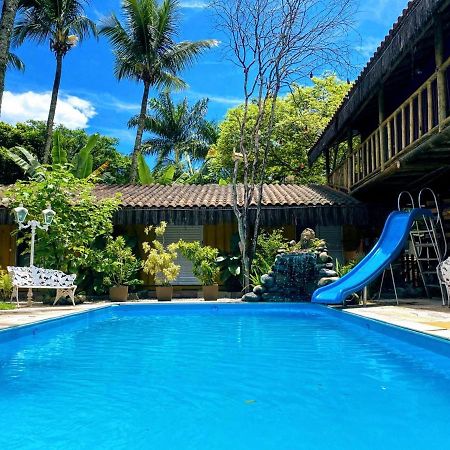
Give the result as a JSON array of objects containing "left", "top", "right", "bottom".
[{"left": 7, "top": 266, "right": 77, "bottom": 307}]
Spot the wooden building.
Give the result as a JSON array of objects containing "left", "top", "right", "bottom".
[
  {"left": 1, "top": 184, "right": 367, "bottom": 287},
  {"left": 309, "top": 0, "right": 450, "bottom": 232}
]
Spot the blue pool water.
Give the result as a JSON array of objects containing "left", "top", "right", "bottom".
[{"left": 1, "top": 304, "right": 450, "bottom": 449}]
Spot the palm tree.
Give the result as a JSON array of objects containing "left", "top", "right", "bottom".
[
  {"left": 0, "top": 0, "right": 21, "bottom": 114},
  {"left": 14, "top": 0, "right": 97, "bottom": 163},
  {"left": 129, "top": 92, "right": 218, "bottom": 177},
  {"left": 101, "top": 0, "right": 218, "bottom": 182}
]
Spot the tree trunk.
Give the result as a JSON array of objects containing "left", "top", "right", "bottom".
[
  {"left": 43, "top": 52, "right": 63, "bottom": 163},
  {"left": 130, "top": 81, "right": 150, "bottom": 182},
  {"left": 0, "top": 0, "right": 20, "bottom": 115}
]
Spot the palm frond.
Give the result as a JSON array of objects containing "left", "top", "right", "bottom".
[{"left": 7, "top": 52, "right": 25, "bottom": 72}]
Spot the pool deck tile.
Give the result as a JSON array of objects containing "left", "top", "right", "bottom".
[{"left": 344, "top": 300, "right": 450, "bottom": 340}]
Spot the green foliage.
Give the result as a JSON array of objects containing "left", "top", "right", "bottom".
[
  {"left": 250, "top": 229, "right": 287, "bottom": 286},
  {"left": 6, "top": 167, "right": 120, "bottom": 291},
  {"left": 2, "top": 146, "right": 42, "bottom": 179},
  {"left": 130, "top": 93, "right": 218, "bottom": 178},
  {"left": 51, "top": 130, "right": 68, "bottom": 165},
  {"left": 210, "top": 75, "right": 349, "bottom": 184},
  {"left": 216, "top": 254, "right": 242, "bottom": 289},
  {"left": 137, "top": 153, "right": 176, "bottom": 185},
  {"left": 92, "top": 236, "right": 142, "bottom": 288},
  {"left": 176, "top": 241, "right": 219, "bottom": 285},
  {"left": 101, "top": 0, "right": 217, "bottom": 88},
  {"left": 137, "top": 153, "right": 154, "bottom": 184},
  {"left": 0, "top": 303, "right": 15, "bottom": 310},
  {"left": 335, "top": 255, "right": 363, "bottom": 278},
  {"left": 7, "top": 51, "right": 25, "bottom": 72},
  {"left": 14, "top": 0, "right": 98, "bottom": 51},
  {"left": 70, "top": 133, "right": 99, "bottom": 178},
  {"left": 142, "top": 222, "right": 180, "bottom": 286},
  {"left": 0, "top": 271, "right": 13, "bottom": 301},
  {"left": 0, "top": 121, "right": 131, "bottom": 184}
]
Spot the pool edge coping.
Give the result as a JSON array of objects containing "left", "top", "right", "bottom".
[{"left": 0, "top": 302, "right": 449, "bottom": 348}]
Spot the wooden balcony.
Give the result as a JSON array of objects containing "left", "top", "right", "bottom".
[{"left": 329, "top": 56, "right": 450, "bottom": 193}]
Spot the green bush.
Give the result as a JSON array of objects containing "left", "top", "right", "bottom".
[
  {"left": 6, "top": 166, "right": 120, "bottom": 293},
  {"left": 250, "top": 229, "right": 287, "bottom": 287},
  {"left": 142, "top": 222, "right": 180, "bottom": 286},
  {"left": 335, "top": 255, "right": 363, "bottom": 277},
  {"left": 91, "top": 236, "right": 143, "bottom": 288},
  {"left": 0, "top": 271, "right": 13, "bottom": 301},
  {"left": 177, "top": 241, "right": 220, "bottom": 285}
]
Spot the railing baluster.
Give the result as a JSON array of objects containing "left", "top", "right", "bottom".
[
  {"left": 427, "top": 81, "right": 433, "bottom": 131},
  {"left": 393, "top": 113, "right": 398, "bottom": 155},
  {"left": 371, "top": 135, "right": 375, "bottom": 173},
  {"left": 375, "top": 129, "right": 380, "bottom": 169},
  {"left": 418, "top": 88, "right": 423, "bottom": 138},
  {"left": 387, "top": 120, "right": 392, "bottom": 160},
  {"left": 409, "top": 98, "right": 414, "bottom": 145},
  {"left": 401, "top": 107, "right": 406, "bottom": 151}
]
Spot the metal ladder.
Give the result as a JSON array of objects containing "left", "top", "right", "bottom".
[{"left": 398, "top": 189, "right": 447, "bottom": 303}]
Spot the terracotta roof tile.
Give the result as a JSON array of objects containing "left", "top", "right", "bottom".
[{"left": 93, "top": 183, "right": 361, "bottom": 208}]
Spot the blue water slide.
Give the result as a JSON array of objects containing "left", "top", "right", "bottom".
[{"left": 312, "top": 208, "right": 433, "bottom": 305}]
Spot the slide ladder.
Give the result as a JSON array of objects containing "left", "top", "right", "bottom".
[{"left": 401, "top": 188, "right": 447, "bottom": 303}]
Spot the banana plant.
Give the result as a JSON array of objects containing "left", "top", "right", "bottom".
[
  {"left": 71, "top": 134, "right": 98, "bottom": 178},
  {"left": 1, "top": 146, "right": 43, "bottom": 180},
  {"left": 5, "top": 131, "right": 101, "bottom": 180},
  {"left": 137, "top": 152, "right": 175, "bottom": 185}
]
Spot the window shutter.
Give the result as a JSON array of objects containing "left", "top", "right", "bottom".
[{"left": 160, "top": 225, "right": 203, "bottom": 285}]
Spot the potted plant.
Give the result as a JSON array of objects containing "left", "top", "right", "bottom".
[
  {"left": 96, "top": 236, "right": 143, "bottom": 302},
  {"left": 142, "top": 222, "right": 180, "bottom": 301},
  {"left": 177, "top": 241, "right": 220, "bottom": 301}
]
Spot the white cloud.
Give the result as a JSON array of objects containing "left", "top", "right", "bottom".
[
  {"left": 2, "top": 90, "right": 96, "bottom": 129},
  {"left": 180, "top": 1, "right": 208, "bottom": 9},
  {"left": 186, "top": 90, "right": 243, "bottom": 106}
]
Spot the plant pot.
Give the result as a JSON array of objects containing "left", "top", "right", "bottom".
[
  {"left": 203, "top": 284, "right": 219, "bottom": 301},
  {"left": 109, "top": 285, "right": 129, "bottom": 302},
  {"left": 156, "top": 286, "right": 173, "bottom": 301}
]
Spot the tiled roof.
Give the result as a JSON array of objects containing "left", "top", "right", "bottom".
[{"left": 93, "top": 183, "right": 361, "bottom": 208}]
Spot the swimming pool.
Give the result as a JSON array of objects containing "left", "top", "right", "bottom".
[{"left": 1, "top": 303, "right": 450, "bottom": 449}]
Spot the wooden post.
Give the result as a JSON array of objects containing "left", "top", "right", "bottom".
[
  {"left": 325, "top": 148, "right": 331, "bottom": 183},
  {"left": 435, "top": 15, "right": 447, "bottom": 128},
  {"left": 378, "top": 89, "right": 385, "bottom": 170}
]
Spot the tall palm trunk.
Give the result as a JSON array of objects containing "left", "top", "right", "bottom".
[
  {"left": 43, "top": 52, "right": 63, "bottom": 163},
  {"left": 0, "top": 0, "right": 20, "bottom": 115},
  {"left": 130, "top": 80, "right": 150, "bottom": 182}
]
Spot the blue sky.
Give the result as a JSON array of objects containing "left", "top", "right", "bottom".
[{"left": 2, "top": 0, "right": 409, "bottom": 155}]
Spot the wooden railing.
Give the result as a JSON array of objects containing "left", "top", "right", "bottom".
[{"left": 329, "top": 56, "right": 450, "bottom": 191}]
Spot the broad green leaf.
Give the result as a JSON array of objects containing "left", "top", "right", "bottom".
[
  {"left": 51, "top": 130, "right": 68, "bottom": 165},
  {"left": 137, "top": 152, "right": 154, "bottom": 184},
  {"left": 72, "top": 134, "right": 99, "bottom": 178},
  {"left": 158, "top": 165, "right": 175, "bottom": 185}
]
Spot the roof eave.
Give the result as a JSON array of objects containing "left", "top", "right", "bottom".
[{"left": 308, "top": 0, "right": 444, "bottom": 165}]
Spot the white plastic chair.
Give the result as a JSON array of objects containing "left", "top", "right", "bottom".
[{"left": 437, "top": 258, "right": 450, "bottom": 307}]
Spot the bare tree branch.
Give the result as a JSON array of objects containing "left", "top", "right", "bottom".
[{"left": 212, "top": 0, "right": 357, "bottom": 293}]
